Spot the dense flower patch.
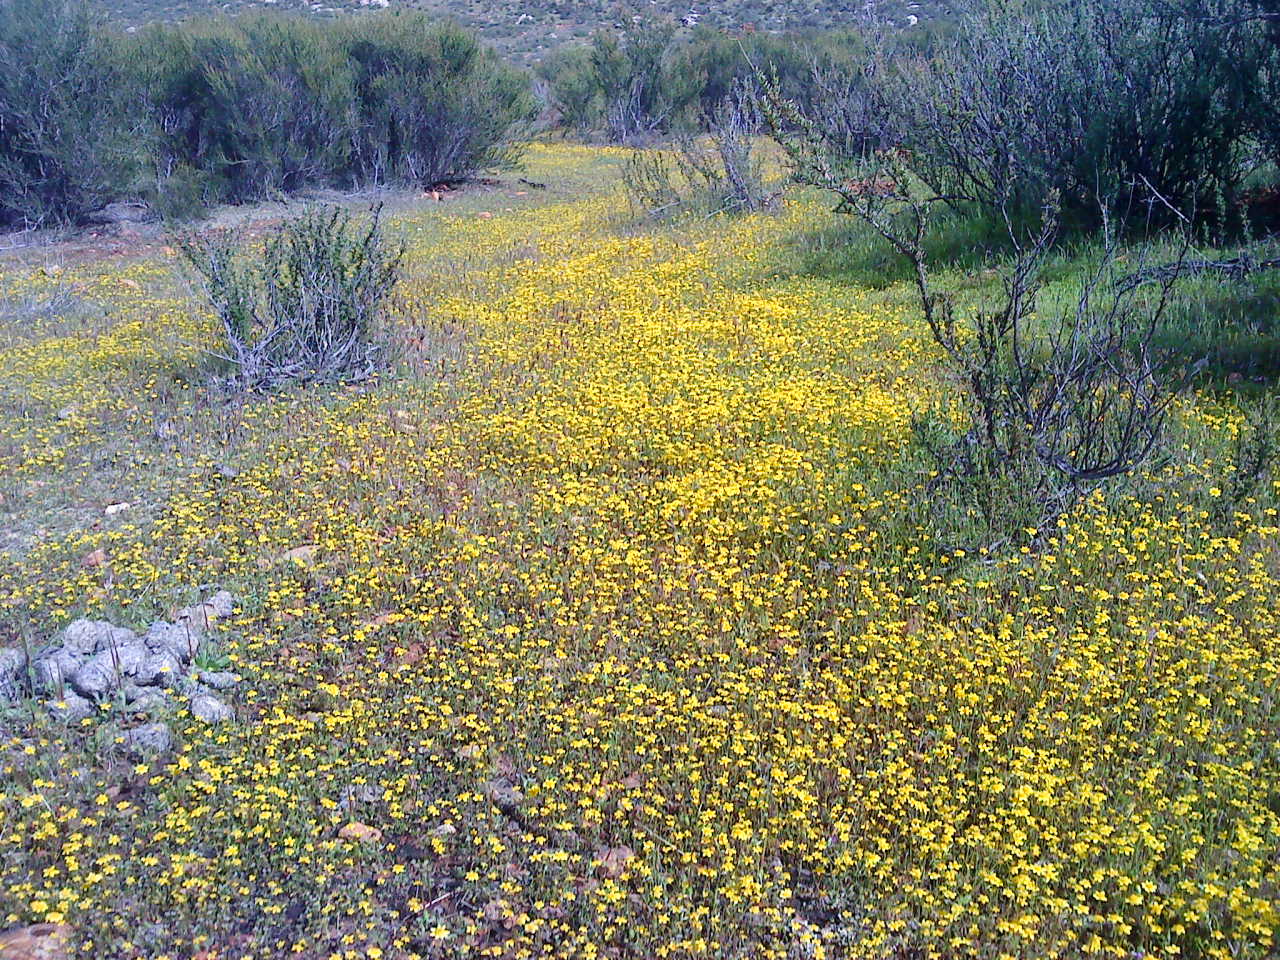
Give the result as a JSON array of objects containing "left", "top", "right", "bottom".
[{"left": 0, "top": 144, "right": 1276, "bottom": 959}]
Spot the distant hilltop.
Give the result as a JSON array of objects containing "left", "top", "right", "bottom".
[{"left": 103, "top": 0, "right": 956, "bottom": 63}]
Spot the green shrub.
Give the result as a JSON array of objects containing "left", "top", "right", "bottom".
[
  {"left": 588, "top": 17, "right": 703, "bottom": 143},
  {"left": 537, "top": 45, "right": 602, "bottom": 134},
  {"left": 0, "top": 7, "right": 534, "bottom": 225},
  {"left": 0, "top": 0, "right": 143, "bottom": 227},
  {"left": 893, "top": 0, "right": 1267, "bottom": 227},
  {"left": 178, "top": 205, "right": 405, "bottom": 390},
  {"left": 343, "top": 15, "right": 535, "bottom": 186}
]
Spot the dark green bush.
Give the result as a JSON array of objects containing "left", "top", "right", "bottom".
[
  {"left": 537, "top": 19, "right": 902, "bottom": 145},
  {"left": 128, "top": 11, "right": 534, "bottom": 211},
  {"left": 590, "top": 18, "right": 703, "bottom": 143},
  {"left": 0, "top": 0, "right": 142, "bottom": 227},
  {"left": 2, "top": 3, "right": 534, "bottom": 227},
  {"left": 893, "top": 0, "right": 1268, "bottom": 226},
  {"left": 344, "top": 16, "right": 534, "bottom": 186}
]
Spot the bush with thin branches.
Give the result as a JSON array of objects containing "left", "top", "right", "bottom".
[
  {"left": 178, "top": 205, "right": 404, "bottom": 391},
  {"left": 763, "top": 83, "right": 1200, "bottom": 551}
]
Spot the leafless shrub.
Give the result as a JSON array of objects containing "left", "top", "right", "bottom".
[
  {"left": 763, "top": 85, "right": 1201, "bottom": 551},
  {"left": 624, "top": 83, "right": 778, "bottom": 219},
  {"left": 801, "top": 52, "right": 900, "bottom": 164},
  {"left": 177, "top": 204, "right": 404, "bottom": 392}
]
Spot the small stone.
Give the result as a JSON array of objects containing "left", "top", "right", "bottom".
[
  {"left": 70, "top": 639, "right": 152, "bottom": 699},
  {"left": 134, "top": 650, "right": 183, "bottom": 687},
  {"left": 144, "top": 621, "right": 201, "bottom": 663},
  {"left": 483, "top": 778, "right": 524, "bottom": 811},
  {"left": 0, "top": 923, "right": 73, "bottom": 959},
  {"left": 123, "top": 722, "right": 173, "bottom": 756},
  {"left": 189, "top": 693, "right": 233, "bottom": 724},
  {"left": 207, "top": 591, "right": 234, "bottom": 619},
  {"left": 428, "top": 823, "right": 457, "bottom": 839},
  {"left": 597, "top": 844, "right": 635, "bottom": 879},
  {"left": 104, "top": 502, "right": 131, "bottom": 517},
  {"left": 281, "top": 544, "right": 320, "bottom": 565},
  {"left": 197, "top": 670, "right": 241, "bottom": 690},
  {"left": 338, "top": 821, "right": 383, "bottom": 843},
  {"left": 174, "top": 591, "right": 234, "bottom": 634},
  {"left": 48, "top": 692, "right": 95, "bottom": 722}
]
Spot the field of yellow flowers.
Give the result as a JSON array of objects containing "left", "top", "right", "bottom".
[{"left": 0, "top": 143, "right": 1277, "bottom": 960}]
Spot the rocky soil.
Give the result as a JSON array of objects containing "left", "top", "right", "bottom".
[{"left": 0, "top": 591, "right": 239, "bottom": 754}]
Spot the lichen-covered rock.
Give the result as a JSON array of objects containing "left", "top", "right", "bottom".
[
  {"left": 70, "top": 639, "right": 152, "bottom": 700},
  {"left": 32, "top": 647, "right": 84, "bottom": 696},
  {"left": 197, "top": 670, "right": 241, "bottom": 690},
  {"left": 122, "top": 722, "right": 173, "bottom": 756},
  {"left": 144, "top": 621, "right": 200, "bottom": 663},
  {"left": 190, "top": 693, "right": 233, "bottom": 724},
  {"left": 175, "top": 590, "right": 235, "bottom": 635},
  {"left": 134, "top": 650, "right": 183, "bottom": 687},
  {"left": 61, "top": 619, "right": 136, "bottom": 656},
  {"left": 47, "top": 692, "right": 95, "bottom": 723}
]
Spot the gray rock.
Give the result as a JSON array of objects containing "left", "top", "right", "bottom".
[
  {"left": 197, "top": 670, "right": 241, "bottom": 690},
  {"left": 69, "top": 639, "right": 152, "bottom": 699},
  {"left": 61, "top": 619, "right": 136, "bottom": 656},
  {"left": 208, "top": 590, "right": 235, "bottom": 619},
  {"left": 134, "top": 650, "right": 183, "bottom": 688},
  {"left": 483, "top": 778, "right": 524, "bottom": 811},
  {"left": 175, "top": 591, "right": 235, "bottom": 635},
  {"left": 190, "top": 694, "right": 233, "bottom": 724},
  {"left": 32, "top": 648, "right": 83, "bottom": 695},
  {"left": 122, "top": 722, "right": 172, "bottom": 756},
  {"left": 86, "top": 201, "right": 150, "bottom": 225},
  {"left": 143, "top": 621, "right": 200, "bottom": 663},
  {"left": 0, "top": 647, "right": 27, "bottom": 700},
  {"left": 48, "top": 692, "right": 95, "bottom": 722}
]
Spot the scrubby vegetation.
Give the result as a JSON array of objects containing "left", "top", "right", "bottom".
[
  {"left": 94, "top": 0, "right": 956, "bottom": 62},
  {"left": 0, "top": 0, "right": 1278, "bottom": 958},
  {"left": 178, "top": 205, "right": 405, "bottom": 390},
  {"left": 0, "top": 0, "right": 534, "bottom": 228},
  {"left": 1, "top": 137, "right": 1277, "bottom": 960}
]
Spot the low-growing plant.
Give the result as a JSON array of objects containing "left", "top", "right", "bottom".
[
  {"left": 1224, "top": 392, "right": 1278, "bottom": 508},
  {"left": 178, "top": 204, "right": 405, "bottom": 391}
]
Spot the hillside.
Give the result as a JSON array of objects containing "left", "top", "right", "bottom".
[
  {"left": 2, "top": 141, "right": 1278, "bottom": 960},
  {"left": 103, "top": 0, "right": 952, "bottom": 60}
]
